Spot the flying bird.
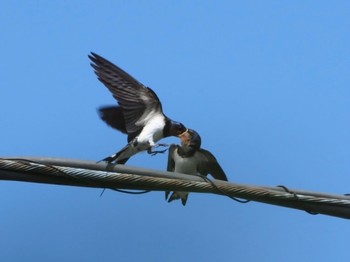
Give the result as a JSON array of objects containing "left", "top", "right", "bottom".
[
  {"left": 166, "top": 129, "right": 228, "bottom": 205},
  {"left": 89, "top": 52, "right": 187, "bottom": 164}
]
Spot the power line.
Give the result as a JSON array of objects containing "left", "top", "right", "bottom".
[{"left": 1, "top": 157, "right": 350, "bottom": 219}]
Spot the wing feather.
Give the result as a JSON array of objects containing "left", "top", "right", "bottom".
[
  {"left": 197, "top": 149, "right": 228, "bottom": 181},
  {"left": 165, "top": 144, "right": 177, "bottom": 200},
  {"left": 89, "top": 52, "right": 164, "bottom": 134}
]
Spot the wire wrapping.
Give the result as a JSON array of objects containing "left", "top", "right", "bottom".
[{"left": 1, "top": 157, "right": 350, "bottom": 219}]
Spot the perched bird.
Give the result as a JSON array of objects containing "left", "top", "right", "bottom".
[
  {"left": 89, "top": 52, "right": 187, "bottom": 164},
  {"left": 166, "top": 129, "right": 228, "bottom": 205}
]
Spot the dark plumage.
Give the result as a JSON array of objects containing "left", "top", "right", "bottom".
[
  {"left": 166, "top": 129, "right": 228, "bottom": 205},
  {"left": 89, "top": 52, "right": 187, "bottom": 164}
]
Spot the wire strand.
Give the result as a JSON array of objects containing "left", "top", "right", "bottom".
[{"left": 1, "top": 157, "right": 350, "bottom": 219}]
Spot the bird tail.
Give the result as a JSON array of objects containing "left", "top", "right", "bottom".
[
  {"left": 166, "top": 191, "right": 189, "bottom": 206},
  {"left": 98, "top": 153, "right": 129, "bottom": 164},
  {"left": 98, "top": 144, "right": 135, "bottom": 164}
]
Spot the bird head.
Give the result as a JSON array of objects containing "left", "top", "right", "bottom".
[
  {"left": 168, "top": 121, "right": 187, "bottom": 137},
  {"left": 179, "top": 128, "right": 201, "bottom": 149}
]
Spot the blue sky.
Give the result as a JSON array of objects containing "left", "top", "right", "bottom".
[{"left": 1, "top": 1, "right": 350, "bottom": 261}]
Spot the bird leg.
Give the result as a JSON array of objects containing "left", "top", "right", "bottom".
[
  {"left": 147, "top": 144, "right": 169, "bottom": 156},
  {"left": 153, "top": 143, "right": 169, "bottom": 148}
]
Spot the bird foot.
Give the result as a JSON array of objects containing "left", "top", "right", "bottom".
[
  {"left": 153, "top": 143, "right": 169, "bottom": 148},
  {"left": 148, "top": 145, "right": 169, "bottom": 156}
]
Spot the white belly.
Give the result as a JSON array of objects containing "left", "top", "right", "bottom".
[
  {"left": 137, "top": 114, "right": 165, "bottom": 147},
  {"left": 173, "top": 150, "right": 198, "bottom": 175}
]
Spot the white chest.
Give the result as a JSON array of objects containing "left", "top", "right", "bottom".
[
  {"left": 137, "top": 114, "right": 165, "bottom": 145},
  {"left": 173, "top": 150, "right": 198, "bottom": 175}
]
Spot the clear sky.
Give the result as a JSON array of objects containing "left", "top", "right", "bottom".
[{"left": 1, "top": 1, "right": 350, "bottom": 261}]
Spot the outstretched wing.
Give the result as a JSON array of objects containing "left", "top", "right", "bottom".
[
  {"left": 89, "top": 52, "right": 164, "bottom": 134},
  {"left": 197, "top": 149, "right": 228, "bottom": 181}
]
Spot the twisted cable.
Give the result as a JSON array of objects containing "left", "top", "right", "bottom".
[{"left": 1, "top": 157, "right": 350, "bottom": 219}]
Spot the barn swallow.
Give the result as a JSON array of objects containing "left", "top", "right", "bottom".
[
  {"left": 89, "top": 52, "right": 187, "bottom": 164},
  {"left": 166, "top": 129, "right": 228, "bottom": 205}
]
